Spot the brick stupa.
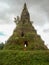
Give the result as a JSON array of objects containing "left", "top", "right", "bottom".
[{"left": 4, "top": 3, "right": 48, "bottom": 50}]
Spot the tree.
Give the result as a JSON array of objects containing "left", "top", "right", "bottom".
[{"left": 0, "top": 43, "right": 4, "bottom": 50}]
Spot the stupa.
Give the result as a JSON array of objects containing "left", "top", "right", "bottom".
[{"left": 4, "top": 3, "right": 48, "bottom": 50}]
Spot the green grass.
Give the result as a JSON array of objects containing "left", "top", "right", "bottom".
[{"left": 0, "top": 50, "right": 49, "bottom": 65}]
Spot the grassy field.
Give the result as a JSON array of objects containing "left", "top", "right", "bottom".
[{"left": 0, "top": 50, "right": 49, "bottom": 65}]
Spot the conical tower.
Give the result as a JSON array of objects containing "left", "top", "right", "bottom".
[
  {"left": 21, "top": 3, "right": 30, "bottom": 21},
  {"left": 4, "top": 3, "right": 48, "bottom": 50}
]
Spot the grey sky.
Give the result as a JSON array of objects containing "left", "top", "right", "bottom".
[{"left": 0, "top": 0, "right": 49, "bottom": 25}]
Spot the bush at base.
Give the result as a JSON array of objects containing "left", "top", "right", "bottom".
[{"left": 0, "top": 50, "right": 49, "bottom": 65}]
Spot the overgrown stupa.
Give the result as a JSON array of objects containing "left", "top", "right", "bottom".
[{"left": 4, "top": 3, "right": 48, "bottom": 50}]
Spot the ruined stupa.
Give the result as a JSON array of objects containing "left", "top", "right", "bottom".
[{"left": 4, "top": 3, "right": 48, "bottom": 50}]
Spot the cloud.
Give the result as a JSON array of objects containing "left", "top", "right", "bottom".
[
  {"left": 0, "top": 0, "right": 49, "bottom": 24},
  {"left": 43, "top": 29, "right": 49, "bottom": 32},
  {"left": 43, "top": 22, "right": 49, "bottom": 32},
  {"left": 0, "top": 24, "right": 16, "bottom": 43},
  {"left": 29, "top": 4, "right": 48, "bottom": 26},
  {"left": 0, "top": 1, "right": 10, "bottom": 24},
  {"left": 33, "top": 22, "right": 49, "bottom": 48}
]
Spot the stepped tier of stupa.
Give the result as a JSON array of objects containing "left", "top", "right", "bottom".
[{"left": 4, "top": 3, "right": 48, "bottom": 50}]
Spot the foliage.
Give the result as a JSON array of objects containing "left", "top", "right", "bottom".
[
  {"left": 0, "top": 43, "right": 4, "bottom": 50},
  {"left": 0, "top": 50, "right": 49, "bottom": 65},
  {"left": 4, "top": 36, "right": 47, "bottom": 50}
]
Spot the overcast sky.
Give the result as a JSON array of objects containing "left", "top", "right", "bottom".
[{"left": 0, "top": 0, "right": 49, "bottom": 48}]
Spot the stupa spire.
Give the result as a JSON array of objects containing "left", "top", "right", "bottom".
[
  {"left": 23, "top": 3, "right": 27, "bottom": 10},
  {"left": 21, "top": 3, "right": 30, "bottom": 21}
]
